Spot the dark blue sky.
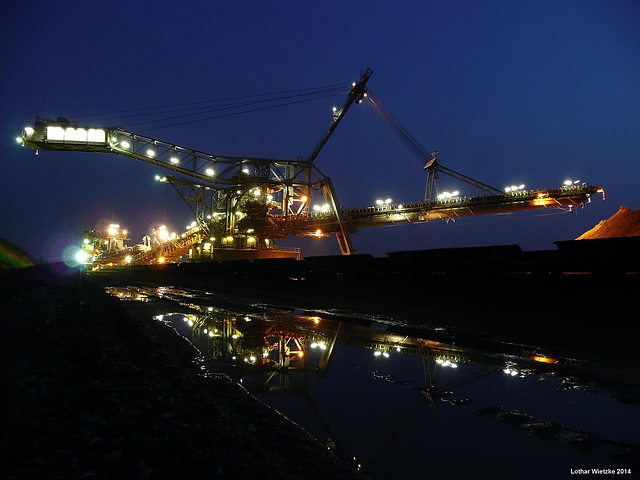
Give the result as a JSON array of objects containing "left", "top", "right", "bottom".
[{"left": 2, "top": 1, "right": 639, "bottom": 261}]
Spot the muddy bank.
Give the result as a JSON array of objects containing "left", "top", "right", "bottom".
[{"left": 0, "top": 265, "right": 365, "bottom": 480}]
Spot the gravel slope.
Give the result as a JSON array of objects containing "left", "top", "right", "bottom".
[{"left": 0, "top": 266, "right": 365, "bottom": 480}]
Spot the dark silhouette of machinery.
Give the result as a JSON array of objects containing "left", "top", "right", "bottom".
[{"left": 19, "top": 69, "right": 602, "bottom": 262}]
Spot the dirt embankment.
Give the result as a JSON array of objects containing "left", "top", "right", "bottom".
[
  {"left": 577, "top": 206, "right": 640, "bottom": 239},
  {"left": 0, "top": 265, "right": 365, "bottom": 480},
  {"left": 0, "top": 237, "right": 39, "bottom": 269}
]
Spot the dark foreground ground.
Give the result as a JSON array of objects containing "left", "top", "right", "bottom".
[
  {"left": 2, "top": 262, "right": 639, "bottom": 479},
  {"left": 0, "top": 265, "right": 366, "bottom": 480}
]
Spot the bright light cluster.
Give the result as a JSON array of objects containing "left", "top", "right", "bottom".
[
  {"left": 504, "top": 184, "right": 525, "bottom": 193},
  {"left": 157, "top": 225, "right": 170, "bottom": 241},
  {"left": 107, "top": 224, "right": 120, "bottom": 236},
  {"left": 436, "top": 191, "right": 459, "bottom": 200},
  {"left": 47, "top": 126, "right": 106, "bottom": 143},
  {"left": 75, "top": 250, "right": 90, "bottom": 263},
  {"left": 436, "top": 358, "right": 458, "bottom": 368}
]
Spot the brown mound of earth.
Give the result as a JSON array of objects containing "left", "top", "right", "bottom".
[{"left": 577, "top": 206, "right": 640, "bottom": 239}]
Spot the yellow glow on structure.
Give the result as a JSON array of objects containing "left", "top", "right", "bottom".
[
  {"left": 534, "top": 198, "right": 554, "bottom": 206},
  {"left": 315, "top": 229, "right": 322, "bottom": 237},
  {"left": 226, "top": 236, "right": 233, "bottom": 242},
  {"left": 247, "top": 237, "right": 255, "bottom": 243},
  {"left": 533, "top": 355, "right": 558, "bottom": 364},
  {"left": 158, "top": 257, "right": 165, "bottom": 263}
]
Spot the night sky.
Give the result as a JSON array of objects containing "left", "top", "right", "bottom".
[{"left": 2, "top": 1, "right": 639, "bottom": 262}]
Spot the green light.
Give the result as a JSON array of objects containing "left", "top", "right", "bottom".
[{"left": 15, "top": 137, "right": 23, "bottom": 144}]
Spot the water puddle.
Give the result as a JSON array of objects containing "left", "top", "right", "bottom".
[{"left": 107, "top": 286, "right": 639, "bottom": 479}]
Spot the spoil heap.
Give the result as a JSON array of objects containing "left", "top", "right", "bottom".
[
  {"left": 577, "top": 206, "right": 640, "bottom": 239},
  {"left": 0, "top": 238, "right": 38, "bottom": 269}
]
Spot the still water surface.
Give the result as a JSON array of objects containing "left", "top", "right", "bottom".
[{"left": 108, "top": 286, "right": 639, "bottom": 479}]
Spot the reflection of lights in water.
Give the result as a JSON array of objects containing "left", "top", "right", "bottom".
[{"left": 436, "top": 358, "right": 458, "bottom": 368}]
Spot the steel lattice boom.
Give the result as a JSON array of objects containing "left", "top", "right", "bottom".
[{"left": 18, "top": 69, "right": 603, "bottom": 261}]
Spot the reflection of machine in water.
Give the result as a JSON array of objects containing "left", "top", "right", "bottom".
[
  {"left": 184, "top": 310, "right": 340, "bottom": 393},
  {"left": 105, "top": 285, "right": 636, "bottom": 469},
  {"left": 105, "top": 286, "right": 559, "bottom": 395},
  {"left": 104, "top": 286, "right": 149, "bottom": 302},
  {"left": 168, "top": 306, "right": 559, "bottom": 396}
]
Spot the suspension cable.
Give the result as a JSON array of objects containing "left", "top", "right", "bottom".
[
  {"left": 70, "top": 83, "right": 349, "bottom": 118},
  {"left": 365, "top": 89, "right": 502, "bottom": 196},
  {"left": 365, "top": 88, "right": 432, "bottom": 165},
  {"left": 71, "top": 84, "right": 347, "bottom": 125},
  {"left": 126, "top": 87, "right": 347, "bottom": 128},
  {"left": 137, "top": 91, "right": 345, "bottom": 132}
]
